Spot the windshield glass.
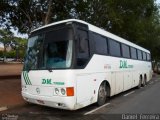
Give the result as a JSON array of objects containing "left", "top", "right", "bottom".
[
  {"left": 44, "top": 40, "right": 73, "bottom": 69},
  {"left": 23, "top": 27, "right": 73, "bottom": 70},
  {"left": 23, "top": 35, "right": 43, "bottom": 70}
]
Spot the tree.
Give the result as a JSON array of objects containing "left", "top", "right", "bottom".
[
  {"left": 0, "top": 29, "right": 14, "bottom": 61},
  {"left": 1, "top": 0, "right": 160, "bottom": 60},
  {"left": 0, "top": 29, "right": 27, "bottom": 61},
  {"left": 0, "top": 0, "right": 74, "bottom": 34},
  {"left": 74, "top": 0, "right": 160, "bottom": 60},
  {"left": 12, "top": 37, "right": 27, "bottom": 60},
  {"left": 104, "top": 0, "right": 160, "bottom": 61}
]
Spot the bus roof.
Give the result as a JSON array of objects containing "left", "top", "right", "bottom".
[{"left": 32, "top": 19, "right": 150, "bottom": 53}]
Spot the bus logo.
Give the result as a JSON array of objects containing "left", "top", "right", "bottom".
[
  {"left": 42, "top": 79, "right": 65, "bottom": 85},
  {"left": 42, "top": 79, "right": 52, "bottom": 85},
  {"left": 120, "top": 60, "right": 133, "bottom": 69}
]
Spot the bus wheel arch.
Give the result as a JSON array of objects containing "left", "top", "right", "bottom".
[{"left": 97, "top": 80, "right": 110, "bottom": 106}]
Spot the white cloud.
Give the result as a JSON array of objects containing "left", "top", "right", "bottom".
[
  {"left": 0, "top": 42, "right": 4, "bottom": 48},
  {"left": 10, "top": 28, "right": 28, "bottom": 38},
  {"left": 156, "top": 0, "right": 160, "bottom": 4}
]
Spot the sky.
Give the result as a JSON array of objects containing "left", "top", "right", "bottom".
[
  {"left": 157, "top": 0, "right": 160, "bottom": 4},
  {"left": 10, "top": 28, "right": 28, "bottom": 38},
  {"left": 0, "top": 43, "right": 3, "bottom": 48}
]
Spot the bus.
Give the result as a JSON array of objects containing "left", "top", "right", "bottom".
[{"left": 21, "top": 19, "right": 152, "bottom": 110}]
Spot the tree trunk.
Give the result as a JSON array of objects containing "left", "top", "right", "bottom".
[{"left": 44, "top": 0, "right": 53, "bottom": 25}]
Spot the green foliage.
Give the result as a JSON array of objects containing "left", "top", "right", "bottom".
[
  {"left": 0, "top": 0, "right": 160, "bottom": 60},
  {"left": 0, "top": 29, "right": 14, "bottom": 45},
  {"left": 5, "top": 50, "right": 16, "bottom": 58},
  {"left": 19, "top": 49, "right": 25, "bottom": 58},
  {"left": 0, "top": 29, "right": 27, "bottom": 60},
  {"left": 0, "top": 51, "right": 3, "bottom": 57},
  {"left": 0, "top": 0, "right": 74, "bottom": 33}
]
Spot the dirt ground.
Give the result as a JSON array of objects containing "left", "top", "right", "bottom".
[
  {"left": 0, "top": 79, "right": 26, "bottom": 107},
  {"left": 0, "top": 63, "right": 23, "bottom": 76},
  {"left": 0, "top": 63, "right": 25, "bottom": 108}
]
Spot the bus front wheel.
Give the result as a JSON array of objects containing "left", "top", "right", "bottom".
[{"left": 97, "top": 82, "right": 108, "bottom": 106}]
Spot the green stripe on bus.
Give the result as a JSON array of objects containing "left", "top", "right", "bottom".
[
  {"left": 23, "top": 71, "right": 28, "bottom": 85},
  {"left": 24, "top": 71, "right": 30, "bottom": 85},
  {"left": 25, "top": 71, "right": 30, "bottom": 85},
  {"left": 25, "top": 71, "right": 32, "bottom": 85}
]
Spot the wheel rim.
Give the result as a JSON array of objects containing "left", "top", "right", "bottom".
[{"left": 98, "top": 84, "right": 107, "bottom": 104}]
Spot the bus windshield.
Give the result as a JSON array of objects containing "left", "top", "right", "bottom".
[
  {"left": 23, "top": 28, "right": 73, "bottom": 71},
  {"left": 44, "top": 40, "right": 73, "bottom": 69}
]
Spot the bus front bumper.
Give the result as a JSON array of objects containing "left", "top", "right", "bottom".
[{"left": 22, "top": 91, "right": 76, "bottom": 110}]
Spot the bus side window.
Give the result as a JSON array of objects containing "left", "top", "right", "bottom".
[
  {"left": 137, "top": 49, "right": 142, "bottom": 60},
  {"left": 142, "top": 52, "right": 147, "bottom": 61},
  {"left": 108, "top": 39, "right": 121, "bottom": 57},
  {"left": 130, "top": 47, "right": 137, "bottom": 59},
  {"left": 76, "top": 29, "right": 89, "bottom": 67},
  {"left": 122, "top": 44, "right": 130, "bottom": 58},
  {"left": 93, "top": 33, "right": 108, "bottom": 55},
  {"left": 147, "top": 53, "right": 151, "bottom": 61}
]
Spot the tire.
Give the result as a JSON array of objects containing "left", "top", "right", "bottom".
[
  {"left": 142, "top": 80, "right": 145, "bottom": 87},
  {"left": 144, "top": 75, "right": 147, "bottom": 85},
  {"left": 97, "top": 82, "right": 108, "bottom": 106},
  {"left": 137, "top": 79, "right": 142, "bottom": 89},
  {"left": 142, "top": 76, "right": 146, "bottom": 87}
]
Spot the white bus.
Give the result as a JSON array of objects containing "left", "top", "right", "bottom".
[{"left": 21, "top": 19, "right": 152, "bottom": 110}]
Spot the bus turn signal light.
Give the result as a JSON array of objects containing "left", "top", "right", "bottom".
[{"left": 66, "top": 87, "right": 74, "bottom": 96}]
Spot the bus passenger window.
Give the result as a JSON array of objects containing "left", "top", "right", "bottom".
[
  {"left": 142, "top": 52, "right": 147, "bottom": 61},
  {"left": 109, "top": 39, "right": 121, "bottom": 57},
  {"left": 93, "top": 33, "right": 108, "bottom": 55},
  {"left": 131, "top": 47, "right": 137, "bottom": 59},
  {"left": 122, "top": 44, "right": 130, "bottom": 58},
  {"left": 137, "top": 50, "right": 142, "bottom": 60},
  {"left": 76, "top": 29, "right": 89, "bottom": 67},
  {"left": 147, "top": 53, "right": 151, "bottom": 61}
]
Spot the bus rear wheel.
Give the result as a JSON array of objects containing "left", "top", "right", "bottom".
[
  {"left": 97, "top": 82, "right": 108, "bottom": 106},
  {"left": 142, "top": 77, "right": 147, "bottom": 87},
  {"left": 142, "top": 80, "right": 145, "bottom": 87},
  {"left": 137, "top": 79, "right": 142, "bottom": 89}
]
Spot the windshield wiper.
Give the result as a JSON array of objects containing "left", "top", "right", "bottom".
[{"left": 47, "top": 67, "right": 53, "bottom": 72}]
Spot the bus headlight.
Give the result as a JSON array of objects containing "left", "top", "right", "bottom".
[
  {"left": 53, "top": 87, "right": 74, "bottom": 96},
  {"left": 55, "top": 88, "right": 59, "bottom": 95},
  {"left": 61, "top": 88, "right": 66, "bottom": 95}
]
